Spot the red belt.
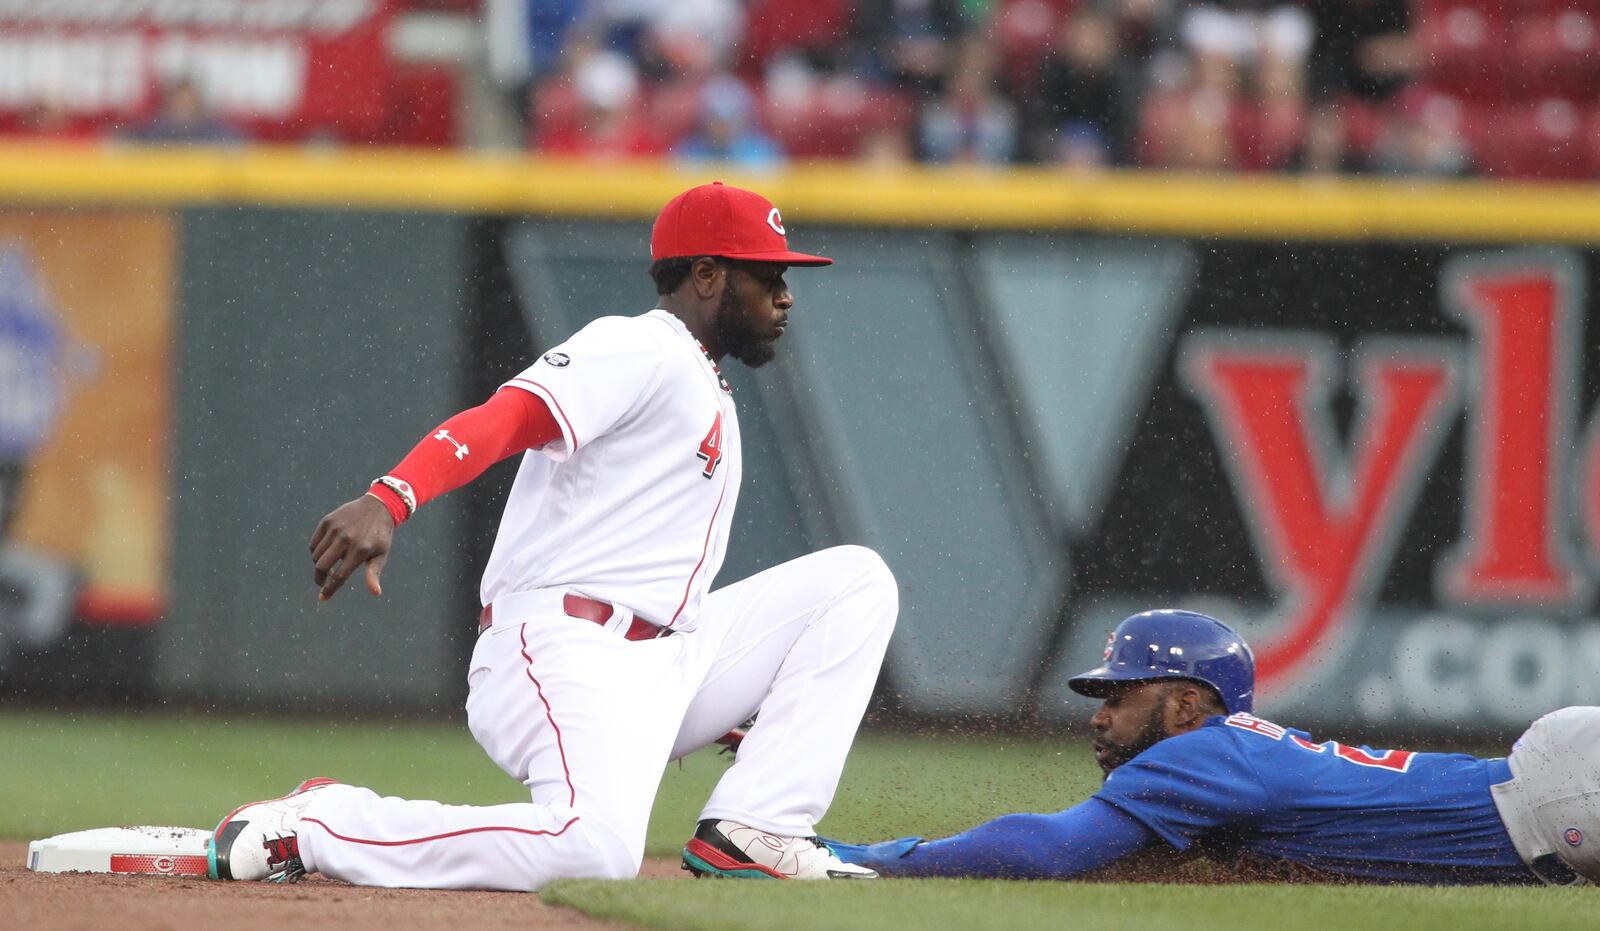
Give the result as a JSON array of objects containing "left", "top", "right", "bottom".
[{"left": 478, "top": 594, "right": 671, "bottom": 642}]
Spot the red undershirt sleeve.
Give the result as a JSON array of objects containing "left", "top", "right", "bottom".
[{"left": 366, "top": 386, "right": 561, "bottom": 525}]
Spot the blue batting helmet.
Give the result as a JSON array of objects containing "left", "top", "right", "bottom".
[{"left": 1067, "top": 610, "right": 1256, "bottom": 714}]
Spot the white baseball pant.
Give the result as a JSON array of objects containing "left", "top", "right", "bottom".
[
  {"left": 292, "top": 545, "right": 897, "bottom": 890},
  {"left": 1491, "top": 706, "right": 1600, "bottom": 884}
]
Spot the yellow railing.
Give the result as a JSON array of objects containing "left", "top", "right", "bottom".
[{"left": 2, "top": 143, "right": 1597, "bottom": 242}]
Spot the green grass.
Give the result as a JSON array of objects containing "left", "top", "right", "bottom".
[
  {"left": 0, "top": 710, "right": 1091, "bottom": 853},
  {"left": 1, "top": 710, "right": 519, "bottom": 839},
  {"left": 5, "top": 710, "right": 1586, "bottom": 931},
  {"left": 543, "top": 880, "right": 1598, "bottom": 931}
]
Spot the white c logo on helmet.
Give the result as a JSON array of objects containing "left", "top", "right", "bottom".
[{"left": 766, "top": 207, "right": 785, "bottom": 235}]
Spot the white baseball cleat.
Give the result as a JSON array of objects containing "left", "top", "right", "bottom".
[
  {"left": 681, "top": 819, "right": 879, "bottom": 880},
  {"left": 208, "top": 777, "right": 340, "bottom": 882}
]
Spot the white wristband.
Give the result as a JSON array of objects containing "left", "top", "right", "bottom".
[{"left": 372, "top": 475, "right": 417, "bottom": 518}]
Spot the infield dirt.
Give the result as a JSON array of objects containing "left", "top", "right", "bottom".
[{"left": 1, "top": 841, "right": 686, "bottom": 930}]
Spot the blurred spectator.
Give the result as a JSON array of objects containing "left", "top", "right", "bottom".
[
  {"left": 13, "top": 97, "right": 101, "bottom": 145},
  {"left": 638, "top": 0, "right": 745, "bottom": 83},
  {"left": 737, "top": 0, "right": 856, "bottom": 79},
  {"left": 1253, "top": 38, "right": 1306, "bottom": 170},
  {"left": 531, "top": 46, "right": 662, "bottom": 159},
  {"left": 674, "top": 75, "right": 785, "bottom": 169},
  {"left": 1136, "top": 53, "right": 1243, "bottom": 170},
  {"left": 1113, "top": 0, "right": 1181, "bottom": 63},
  {"left": 571, "top": 0, "right": 661, "bottom": 61},
  {"left": 124, "top": 79, "right": 244, "bottom": 145},
  {"left": 1301, "top": 0, "right": 1415, "bottom": 173},
  {"left": 1180, "top": 0, "right": 1313, "bottom": 91},
  {"left": 1030, "top": 5, "right": 1130, "bottom": 168},
  {"left": 1295, "top": 97, "right": 1357, "bottom": 171},
  {"left": 919, "top": 36, "right": 1019, "bottom": 164},
  {"left": 859, "top": 122, "right": 917, "bottom": 166},
  {"left": 853, "top": 0, "right": 972, "bottom": 97},
  {"left": 13, "top": 0, "right": 1563, "bottom": 177},
  {"left": 486, "top": 0, "right": 586, "bottom": 133},
  {"left": 1175, "top": 0, "right": 1312, "bottom": 171},
  {"left": 760, "top": 59, "right": 916, "bottom": 163},
  {"left": 1307, "top": 0, "right": 1414, "bottom": 103},
  {"left": 1370, "top": 86, "right": 1470, "bottom": 177},
  {"left": 525, "top": 0, "right": 586, "bottom": 79},
  {"left": 990, "top": 0, "right": 1064, "bottom": 98}
]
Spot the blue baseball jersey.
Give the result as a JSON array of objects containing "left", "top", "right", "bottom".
[
  {"left": 1092, "top": 713, "right": 1532, "bottom": 884},
  {"left": 830, "top": 713, "right": 1539, "bottom": 884}
]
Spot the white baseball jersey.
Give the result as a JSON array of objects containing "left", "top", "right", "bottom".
[{"left": 480, "top": 308, "right": 742, "bottom": 631}]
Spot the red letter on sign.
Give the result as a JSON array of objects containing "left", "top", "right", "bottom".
[
  {"left": 1182, "top": 338, "right": 1458, "bottom": 693},
  {"left": 697, "top": 413, "right": 724, "bottom": 479},
  {"left": 1443, "top": 263, "right": 1581, "bottom": 605}
]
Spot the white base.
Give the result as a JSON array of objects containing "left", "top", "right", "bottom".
[{"left": 28, "top": 826, "right": 212, "bottom": 876}]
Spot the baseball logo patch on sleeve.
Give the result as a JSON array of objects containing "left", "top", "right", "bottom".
[{"left": 544, "top": 352, "right": 571, "bottom": 367}]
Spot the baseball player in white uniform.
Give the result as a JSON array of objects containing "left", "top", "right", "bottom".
[{"left": 207, "top": 182, "right": 898, "bottom": 889}]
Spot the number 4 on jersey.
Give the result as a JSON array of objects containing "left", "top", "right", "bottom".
[{"left": 697, "top": 413, "right": 724, "bottom": 479}]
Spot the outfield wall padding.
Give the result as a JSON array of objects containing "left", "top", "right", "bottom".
[{"left": 2, "top": 150, "right": 1596, "bottom": 729}]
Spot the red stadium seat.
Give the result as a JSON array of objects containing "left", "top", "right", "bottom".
[
  {"left": 1338, "top": 97, "right": 1387, "bottom": 160},
  {"left": 995, "top": 0, "right": 1074, "bottom": 93},
  {"left": 1587, "top": 101, "right": 1600, "bottom": 174},
  {"left": 737, "top": 0, "right": 853, "bottom": 71},
  {"left": 1510, "top": 11, "right": 1600, "bottom": 98},
  {"left": 1470, "top": 97, "right": 1589, "bottom": 178},
  {"left": 765, "top": 85, "right": 913, "bottom": 160},
  {"left": 528, "top": 75, "right": 700, "bottom": 153},
  {"left": 378, "top": 66, "right": 459, "bottom": 147},
  {"left": 641, "top": 81, "right": 706, "bottom": 148},
  {"left": 1413, "top": 0, "right": 1514, "bottom": 18},
  {"left": 1500, "top": 0, "right": 1599, "bottom": 17},
  {"left": 529, "top": 80, "right": 584, "bottom": 146},
  {"left": 1417, "top": 2, "right": 1512, "bottom": 101},
  {"left": 1230, "top": 98, "right": 1305, "bottom": 172}
]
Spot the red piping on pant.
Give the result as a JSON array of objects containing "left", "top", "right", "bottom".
[
  {"left": 300, "top": 815, "right": 580, "bottom": 847},
  {"left": 671, "top": 479, "right": 727, "bottom": 625},
  {"left": 521, "top": 623, "right": 577, "bottom": 806}
]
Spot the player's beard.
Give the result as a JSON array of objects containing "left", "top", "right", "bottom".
[
  {"left": 715, "top": 288, "right": 777, "bottom": 368},
  {"left": 1093, "top": 705, "right": 1169, "bottom": 777}
]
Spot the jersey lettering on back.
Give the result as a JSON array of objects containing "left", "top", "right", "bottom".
[
  {"left": 1093, "top": 715, "right": 1528, "bottom": 883},
  {"left": 1226, "top": 713, "right": 1415, "bottom": 773}
]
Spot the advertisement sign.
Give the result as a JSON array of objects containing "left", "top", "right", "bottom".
[
  {"left": 1043, "top": 245, "right": 1600, "bottom": 731},
  {"left": 0, "top": 211, "right": 174, "bottom": 671},
  {"left": 486, "top": 222, "right": 1600, "bottom": 731},
  {"left": 0, "top": 1, "right": 393, "bottom": 133}
]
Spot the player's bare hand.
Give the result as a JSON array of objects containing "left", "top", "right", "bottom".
[{"left": 309, "top": 494, "right": 394, "bottom": 601}]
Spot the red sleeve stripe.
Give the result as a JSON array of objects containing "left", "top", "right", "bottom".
[{"left": 508, "top": 378, "right": 581, "bottom": 451}]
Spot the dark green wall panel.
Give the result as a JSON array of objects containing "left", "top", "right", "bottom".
[{"left": 159, "top": 208, "right": 470, "bottom": 709}]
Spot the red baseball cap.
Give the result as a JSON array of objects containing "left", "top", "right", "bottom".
[{"left": 651, "top": 181, "right": 832, "bottom": 266}]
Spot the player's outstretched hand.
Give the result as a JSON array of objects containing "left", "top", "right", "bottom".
[
  {"left": 816, "top": 836, "right": 924, "bottom": 874},
  {"left": 309, "top": 494, "right": 395, "bottom": 601}
]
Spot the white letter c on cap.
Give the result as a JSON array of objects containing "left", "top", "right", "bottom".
[{"left": 766, "top": 207, "right": 785, "bottom": 235}]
